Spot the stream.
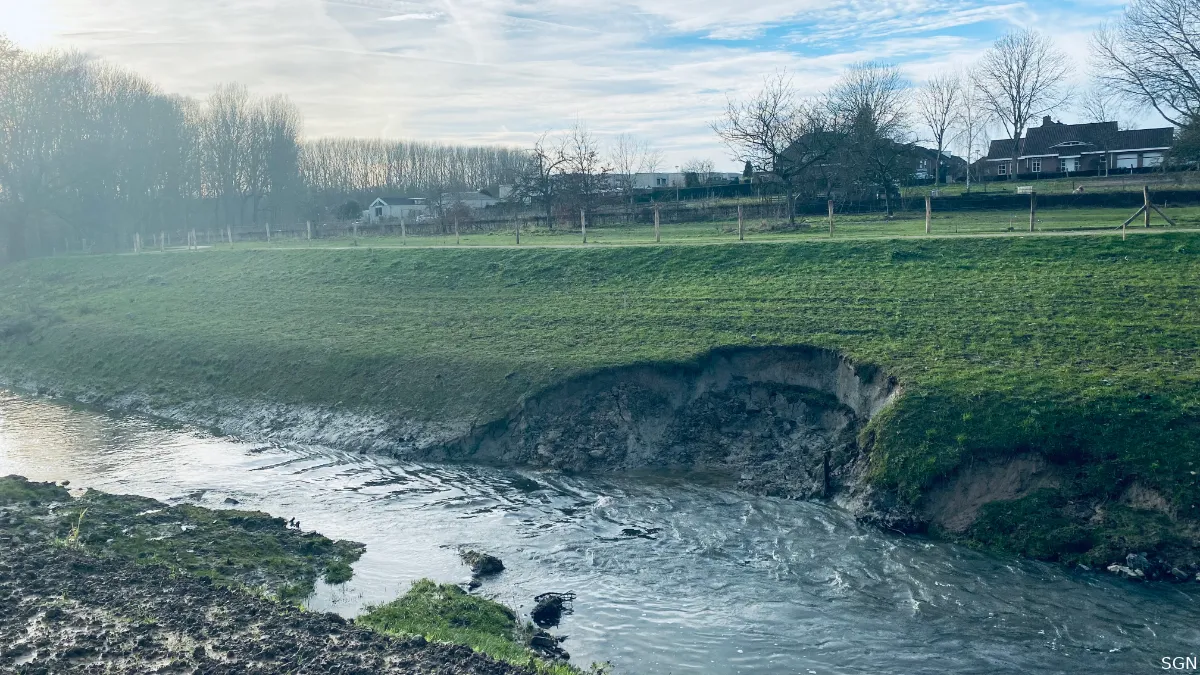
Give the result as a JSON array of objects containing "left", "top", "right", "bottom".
[{"left": 1, "top": 390, "right": 1197, "bottom": 673}]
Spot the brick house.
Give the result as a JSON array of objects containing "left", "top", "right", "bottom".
[{"left": 982, "top": 116, "right": 1174, "bottom": 178}]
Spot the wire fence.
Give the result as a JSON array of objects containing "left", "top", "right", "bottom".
[{"left": 61, "top": 183, "right": 1198, "bottom": 256}]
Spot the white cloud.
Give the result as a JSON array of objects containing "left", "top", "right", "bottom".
[
  {"left": 380, "top": 12, "right": 442, "bottom": 21},
  {"left": 0, "top": 0, "right": 1128, "bottom": 169}
]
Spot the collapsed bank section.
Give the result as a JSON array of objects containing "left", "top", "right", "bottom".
[{"left": 0, "top": 234, "right": 1197, "bottom": 574}]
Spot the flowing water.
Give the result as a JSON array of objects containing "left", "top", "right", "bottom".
[{"left": 1, "top": 390, "right": 1197, "bottom": 674}]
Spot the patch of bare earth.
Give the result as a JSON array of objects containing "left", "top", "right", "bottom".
[{"left": 919, "top": 453, "right": 1063, "bottom": 533}]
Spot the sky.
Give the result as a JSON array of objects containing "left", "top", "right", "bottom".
[{"left": 1, "top": 0, "right": 1146, "bottom": 170}]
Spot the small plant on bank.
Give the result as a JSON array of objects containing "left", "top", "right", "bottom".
[
  {"left": 358, "top": 579, "right": 587, "bottom": 674},
  {"left": 64, "top": 507, "right": 87, "bottom": 548}
]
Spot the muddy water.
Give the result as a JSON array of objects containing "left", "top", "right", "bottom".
[{"left": 1, "top": 391, "right": 1197, "bottom": 674}]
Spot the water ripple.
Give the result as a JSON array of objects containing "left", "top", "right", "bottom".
[{"left": 1, "top": 390, "right": 1198, "bottom": 673}]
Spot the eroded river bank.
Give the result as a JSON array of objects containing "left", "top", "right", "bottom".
[{"left": 2, "top": 391, "right": 1198, "bottom": 673}]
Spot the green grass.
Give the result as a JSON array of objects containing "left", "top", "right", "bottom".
[
  {"left": 358, "top": 579, "right": 584, "bottom": 674},
  {"left": 0, "top": 476, "right": 363, "bottom": 600},
  {"left": 1, "top": 231, "right": 1198, "bottom": 565},
  {"left": 211, "top": 205, "right": 1200, "bottom": 251}
]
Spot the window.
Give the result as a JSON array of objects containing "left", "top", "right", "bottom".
[
  {"left": 1061, "top": 158, "right": 1078, "bottom": 172},
  {"left": 997, "top": 163, "right": 1008, "bottom": 176},
  {"left": 1143, "top": 152, "right": 1164, "bottom": 167},
  {"left": 1031, "top": 159, "right": 1042, "bottom": 173},
  {"left": 1116, "top": 153, "right": 1138, "bottom": 169},
  {"left": 375, "top": 206, "right": 383, "bottom": 217}
]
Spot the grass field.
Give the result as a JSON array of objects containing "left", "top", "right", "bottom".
[
  {"left": 1, "top": 231, "right": 1197, "bottom": 565},
  {"left": 202, "top": 205, "right": 1200, "bottom": 251}
]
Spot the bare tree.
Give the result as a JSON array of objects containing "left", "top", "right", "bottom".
[
  {"left": 1093, "top": 0, "right": 1200, "bottom": 128},
  {"left": 680, "top": 158, "right": 716, "bottom": 185},
  {"left": 914, "top": 73, "right": 961, "bottom": 185},
  {"left": 0, "top": 47, "right": 91, "bottom": 260},
  {"left": 955, "top": 70, "right": 990, "bottom": 193},
  {"left": 830, "top": 62, "right": 913, "bottom": 216},
  {"left": 514, "top": 133, "right": 568, "bottom": 228},
  {"left": 560, "top": 122, "right": 609, "bottom": 221},
  {"left": 609, "top": 134, "right": 659, "bottom": 212},
  {"left": 201, "top": 83, "right": 254, "bottom": 227},
  {"left": 976, "top": 29, "right": 1073, "bottom": 179},
  {"left": 260, "top": 95, "right": 303, "bottom": 225},
  {"left": 0, "top": 36, "right": 530, "bottom": 259},
  {"left": 713, "top": 71, "right": 836, "bottom": 226},
  {"left": 1078, "top": 84, "right": 1135, "bottom": 127}
]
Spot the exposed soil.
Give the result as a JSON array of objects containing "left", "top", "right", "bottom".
[
  {"left": 919, "top": 454, "right": 1064, "bottom": 533},
  {"left": 0, "top": 541, "right": 534, "bottom": 674},
  {"left": 6, "top": 344, "right": 1194, "bottom": 582},
  {"left": 432, "top": 346, "right": 899, "bottom": 501}
]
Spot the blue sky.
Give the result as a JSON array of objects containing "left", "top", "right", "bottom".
[{"left": 2, "top": 0, "right": 1141, "bottom": 169}]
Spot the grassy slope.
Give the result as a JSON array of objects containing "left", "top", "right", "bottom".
[{"left": 1, "top": 233, "right": 1198, "bottom": 563}]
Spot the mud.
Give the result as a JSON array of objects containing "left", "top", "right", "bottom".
[
  {"left": 0, "top": 476, "right": 362, "bottom": 600},
  {"left": 0, "top": 347, "right": 909, "bottom": 521},
  {"left": 918, "top": 453, "right": 1064, "bottom": 533},
  {"left": 431, "top": 346, "right": 899, "bottom": 501},
  {"left": 0, "top": 541, "right": 534, "bottom": 674}
]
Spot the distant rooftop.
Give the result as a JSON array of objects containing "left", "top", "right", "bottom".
[{"left": 986, "top": 117, "right": 1174, "bottom": 160}]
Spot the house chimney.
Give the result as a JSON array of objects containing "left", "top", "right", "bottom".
[{"left": 1042, "top": 115, "right": 1054, "bottom": 126}]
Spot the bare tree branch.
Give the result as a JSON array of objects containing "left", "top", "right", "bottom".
[
  {"left": 1092, "top": 0, "right": 1200, "bottom": 128},
  {"left": 713, "top": 70, "right": 836, "bottom": 225},
  {"left": 914, "top": 72, "right": 961, "bottom": 185},
  {"left": 976, "top": 29, "right": 1073, "bottom": 179}
]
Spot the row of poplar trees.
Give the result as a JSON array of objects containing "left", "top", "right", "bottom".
[{"left": 0, "top": 37, "right": 524, "bottom": 261}]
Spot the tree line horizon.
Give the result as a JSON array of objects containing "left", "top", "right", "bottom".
[{"left": 1, "top": 0, "right": 1197, "bottom": 258}]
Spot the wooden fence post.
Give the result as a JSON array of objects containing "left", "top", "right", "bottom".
[
  {"left": 738, "top": 205, "right": 744, "bottom": 241},
  {"left": 653, "top": 204, "right": 660, "bottom": 243},
  {"left": 1029, "top": 191, "right": 1036, "bottom": 233},
  {"left": 265, "top": 222, "right": 271, "bottom": 243},
  {"left": 925, "top": 195, "right": 932, "bottom": 234},
  {"left": 1144, "top": 185, "right": 1151, "bottom": 228},
  {"left": 306, "top": 221, "right": 312, "bottom": 241},
  {"left": 455, "top": 217, "right": 460, "bottom": 245},
  {"left": 515, "top": 219, "right": 520, "bottom": 245},
  {"left": 828, "top": 199, "right": 834, "bottom": 237},
  {"left": 160, "top": 232, "right": 165, "bottom": 252},
  {"left": 581, "top": 209, "right": 587, "bottom": 243},
  {"left": 401, "top": 214, "right": 406, "bottom": 245},
  {"left": 227, "top": 225, "right": 233, "bottom": 246}
]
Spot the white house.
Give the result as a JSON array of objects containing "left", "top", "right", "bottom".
[
  {"left": 629, "top": 172, "right": 743, "bottom": 189},
  {"left": 364, "top": 197, "right": 428, "bottom": 223},
  {"left": 442, "top": 190, "right": 501, "bottom": 210},
  {"left": 631, "top": 172, "right": 687, "bottom": 189}
]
